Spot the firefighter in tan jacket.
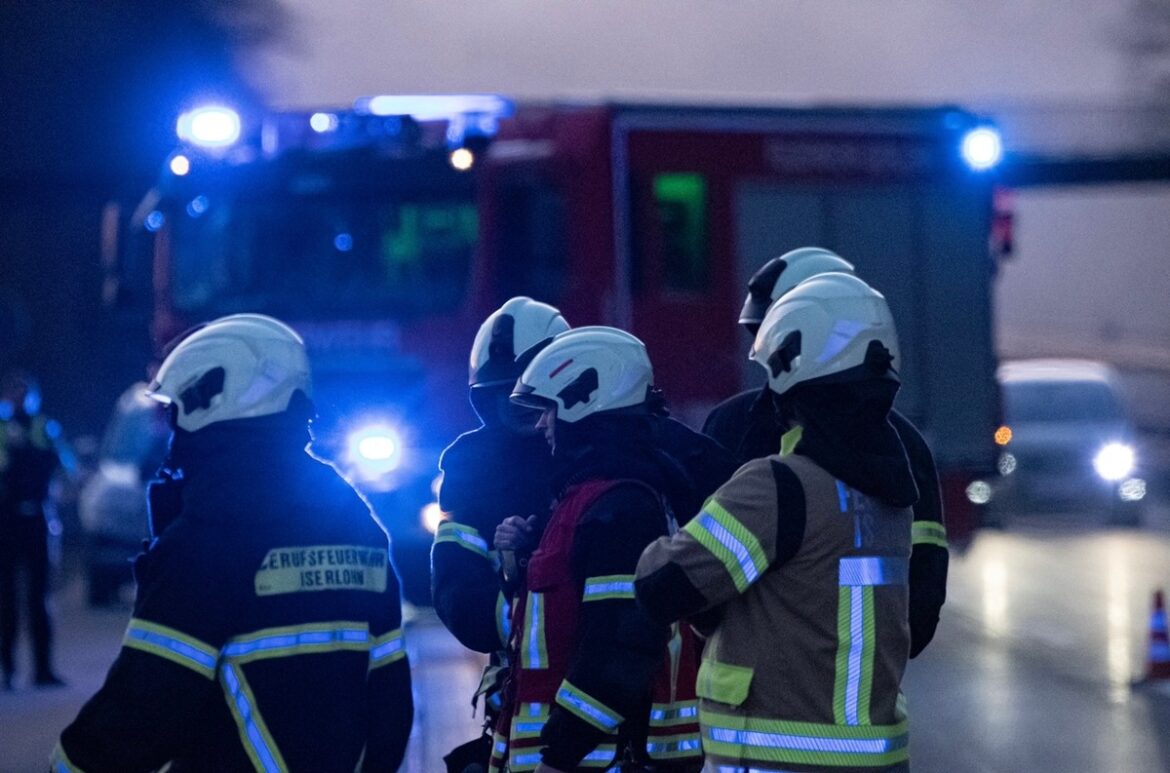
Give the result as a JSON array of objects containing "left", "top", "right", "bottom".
[{"left": 635, "top": 273, "right": 920, "bottom": 773}]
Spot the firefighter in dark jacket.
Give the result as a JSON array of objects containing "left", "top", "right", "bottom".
[
  {"left": 54, "top": 314, "right": 413, "bottom": 773},
  {"left": 432, "top": 297, "right": 568, "bottom": 769},
  {"left": 637, "top": 273, "right": 920, "bottom": 772},
  {"left": 492, "top": 327, "right": 710, "bottom": 773},
  {"left": 703, "top": 247, "right": 948, "bottom": 658}
]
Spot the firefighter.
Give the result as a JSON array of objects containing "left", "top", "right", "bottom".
[
  {"left": 432, "top": 296, "right": 569, "bottom": 771},
  {"left": 636, "top": 273, "right": 919, "bottom": 772},
  {"left": 0, "top": 370, "right": 66, "bottom": 689},
  {"left": 54, "top": 314, "right": 413, "bottom": 773},
  {"left": 703, "top": 247, "right": 948, "bottom": 658},
  {"left": 491, "top": 326, "right": 705, "bottom": 773}
]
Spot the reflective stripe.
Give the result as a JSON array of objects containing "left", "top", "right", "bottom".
[
  {"left": 521, "top": 592, "right": 548, "bottom": 669},
  {"left": 834, "top": 586, "right": 876, "bottom": 726},
  {"left": 435, "top": 521, "right": 490, "bottom": 558},
  {"left": 647, "top": 732, "right": 703, "bottom": 758},
  {"left": 555, "top": 679, "right": 623, "bottom": 732},
  {"left": 495, "top": 592, "right": 511, "bottom": 645},
  {"left": 511, "top": 702, "right": 550, "bottom": 739},
  {"left": 779, "top": 425, "right": 803, "bottom": 457},
  {"left": 222, "top": 622, "right": 369, "bottom": 662},
  {"left": 222, "top": 662, "right": 286, "bottom": 772},
  {"left": 912, "top": 521, "right": 948, "bottom": 549},
  {"left": 650, "top": 700, "right": 699, "bottom": 726},
  {"left": 370, "top": 628, "right": 406, "bottom": 667},
  {"left": 50, "top": 742, "right": 82, "bottom": 773},
  {"left": 683, "top": 501, "right": 768, "bottom": 593},
  {"left": 512, "top": 745, "right": 617, "bottom": 769},
  {"left": 702, "top": 711, "right": 909, "bottom": 768},
  {"left": 582, "top": 574, "right": 636, "bottom": 602},
  {"left": 836, "top": 481, "right": 849, "bottom": 513},
  {"left": 123, "top": 619, "right": 218, "bottom": 679},
  {"left": 838, "top": 557, "right": 909, "bottom": 587}
]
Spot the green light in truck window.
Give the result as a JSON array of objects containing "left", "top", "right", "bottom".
[{"left": 653, "top": 173, "right": 709, "bottom": 291}]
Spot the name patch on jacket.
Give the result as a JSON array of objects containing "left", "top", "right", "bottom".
[{"left": 254, "top": 545, "right": 388, "bottom": 596}]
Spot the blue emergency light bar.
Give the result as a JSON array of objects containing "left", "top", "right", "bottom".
[
  {"left": 176, "top": 106, "right": 242, "bottom": 148},
  {"left": 353, "top": 94, "right": 514, "bottom": 121}
]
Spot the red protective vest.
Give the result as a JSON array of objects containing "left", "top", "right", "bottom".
[{"left": 491, "top": 480, "right": 701, "bottom": 773}]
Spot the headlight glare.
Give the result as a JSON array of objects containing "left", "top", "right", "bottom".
[{"left": 1093, "top": 443, "right": 1134, "bottom": 482}]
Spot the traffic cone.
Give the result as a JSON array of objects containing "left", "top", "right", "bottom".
[{"left": 1143, "top": 590, "right": 1170, "bottom": 682}]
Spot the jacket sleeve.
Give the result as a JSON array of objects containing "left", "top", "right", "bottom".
[
  {"left": 896, "top": 417, "right": 949, "bottom": 658},
  {"left": 431, "top": 521, "right": 511, "bottom": 653},
  {"left": 54, "top": 535, "right": 229, "bottom": 772},
  {"left": 363, "top": 559, "right": 413, "bottom": 773},
  {"left": 635, "top": 459, "right": 806, "bottom": 626},
  {"left": 538, "top": 485, "right": 672, "bottom": 771}
]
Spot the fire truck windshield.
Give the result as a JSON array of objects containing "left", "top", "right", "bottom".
[{"left": 168, "top": 190, "right": 478, "bottom": 320}]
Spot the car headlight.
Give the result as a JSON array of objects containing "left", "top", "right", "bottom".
[
  {"left": 1093, "top": 443, "right": 1135, "bottom": 482},
  {"left": 345, "top": 423, "right": 404, "bottom": 480}
]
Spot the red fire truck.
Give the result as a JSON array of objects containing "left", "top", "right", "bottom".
[{"left": 110, "top": 96, "right": 1004, "bottom": 600}]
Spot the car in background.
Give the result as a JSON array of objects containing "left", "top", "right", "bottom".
[
  {"left": 969, "top": 359, "right": 1146, "bottom": 526},
  {"left": 77, "top": 383, "right": 169, "bottom": 605}
]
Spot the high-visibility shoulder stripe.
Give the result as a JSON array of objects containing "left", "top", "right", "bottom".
[
  {"left": 221, "top": 662, "right": 287, "bottom": 772},
  {"left": 123, "top": 618, "right": 218, "bottom": 679},
  {"left": 370, "top": 628, "right": 406, "bottom": 668},
  {"left": 582, "top": 574, "right": 636, "bottom": 602},
  {"left": 50, "top": 742, "right": 83, "bottom": 773},
  {"left": 222, "top": 622, "right": 370, "bottom": 663},
  {"left": 682, "top": 500, "right": 768, "bottom": 593},
  {"left": 912, "top": 521, "right": 948, "bottom": 549},
  {"left": 435, "top": 521, "right": 490, "bottom": 558},
  {"left": 555, "top": 679, "right": 624, "bottom": 733}
]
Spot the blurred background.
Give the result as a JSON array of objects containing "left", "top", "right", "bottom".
[{"left": 2, "top": 2, "right": 1170, "bottom": 771}]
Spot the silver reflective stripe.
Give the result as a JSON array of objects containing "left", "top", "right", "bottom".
[
  {"left": 697, "top": 514, "right": 760, "bottom": 585},
  {"left": 845, "top": 586, "right": 865, "bottom": 725},
  {"left": 556, "top": 683, "right": 622, "bottom": 731},
  {"left": 582, "top": 578, "right": 635, "bottom": 600},
  {"left": 650, "top": 704, "right": 699, "bottom": 722},
  {"left": 370, "top": 632, "right": 404, "bottom": 665},
  {"left": 126, "top": 625, "right": 218, "bottom": 674},
  {"left": 527, "top": 594, "right": 544, "bottom": 668},
  {"left": 222, "top": 626, "right": 368, "bottom": 658},
  {"left": 708, "top": 726, "right": 907, "bottom": 755},
  {"left": 648, "top": 738, "right": 703, "bottom": 753},
  {"left": 838, "top": 557, "right": 909, "bottom": 587},
  {"left": 494, "top": 740, "right": 507, "bottom": 754},
  {"left": 222, "top": 663, "right": 283, "bottom": 772},
  {"left": 512, "top": 752, "right": 543, "bottom": 766}
]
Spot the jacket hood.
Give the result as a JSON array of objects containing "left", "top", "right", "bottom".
[{"left": 783, "top": 379, "right": 918, "bottom": 508}]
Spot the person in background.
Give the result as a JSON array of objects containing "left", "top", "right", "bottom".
[
  {"left": 432, "top": 296, "right": 568, "bottom": 772},
  {"left": 637, "top": 273, "right": 919, "bottom": 772},
  {"left": 703, "top": 247, "right": 948, "bottom": 658},
  {"left": 0, "top": 369, "right": 67, "bottom": 690},
  {"left": 492, "top": 327, "right": 706, "bottom": 773},
  {"left": 54, "top": 314, "right": 413, "bottom": 772}
]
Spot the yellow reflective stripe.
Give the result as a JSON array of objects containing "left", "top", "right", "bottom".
[
  {"left": 123, "top": 618, "right": 218, "bottom": 679},
  {"left": 701, "top": 710, "right": 909, "bottom": 768},
  {"left": 646, "top": 731, "right": 703, "bottom": 759},
  {"left": 912, "top": 521, "right": 948, "bottom": 549},
  {"left": 650, "top": 699, "right": 699, "bottom": 726},
  {"left": 582, "top": 574, "right": 636, "bottom": 602},
  {"left": 222, "top": 621, "right": 370, "bottom": 664},
  {"left": 435, "top": 521, "right": 490, "bottom": 558},
  {"left": 555, "top": 679, "right": 624, "bottom": 732},
  {"left": 50, "top": 742, "right": 84, "bottom": 773},
  {"left": 370, "top": 628, "right": 406, "bottom": 668},
  {"left": 495, "top": 591, "right": 511, "bottom": 646},
  {"left": 833, "top": 586, "right": 876, "bottom": 726},
  {"left": 779, "top": 424, "right": 803, "bottom": 457},
  {"left": 511, "top": 702, "right": 551, "bottom": 739},
  {"left": 682, "top": 500, "right": 768, "bottom": 593},
  {"left": 520, "top": 592, "right": 548, "bottom": 669},
  {"left": 221, "top": 661, "right": 287, "bottom": 772}
]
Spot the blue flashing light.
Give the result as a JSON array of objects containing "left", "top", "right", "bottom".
[
  {"left": 169, "top": 154, "right": 191, "bottom": 176},
  {"left": 177, "top": 105, "right": 242, "bottom": 148},
  {"left": 334, "top": 233, "right": 353, "bottom": 252},
  {"left": 355, "top": 94, "right": 514, "bottom": 122},
  {"left": 310, "top": 112, "right": 339, "bottom": 133},
  {"left": 144, "top": 210, "right": 166, "bottom": 232},
  {"left": 346, "top": 423, "right": 405, "bottom": 480},
  {"left": 960, "top": 126, "right": 1003, "bottom": 171},
  {"left": 186, "top": 195, "right": 209, "bottom": 218}
]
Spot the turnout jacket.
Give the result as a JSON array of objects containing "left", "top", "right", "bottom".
[
  {"left": 55, "top": 415, "right": 413, "bottom": 773},
  {"left": 703, "top": 387, "right": 947, "bottom": 657},
  {"left": 639, "top": 387, "right": 919, "bottom": 772}
]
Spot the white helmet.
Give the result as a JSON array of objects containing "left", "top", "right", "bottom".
[
  {"left": 750, "top": 272, "right": 899, "bottom": 396},
  {"left": 469, "top": 297, "right": 570, "bottom": 388},
  {"left": 147, "top": 313, "right": 312, "bottom": 432},
  {"left": 739, "top": 247, "right": 856, "bottom": 331},
  {"left": 512, "top": 326, "right": 652, "bottom": 424}
]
